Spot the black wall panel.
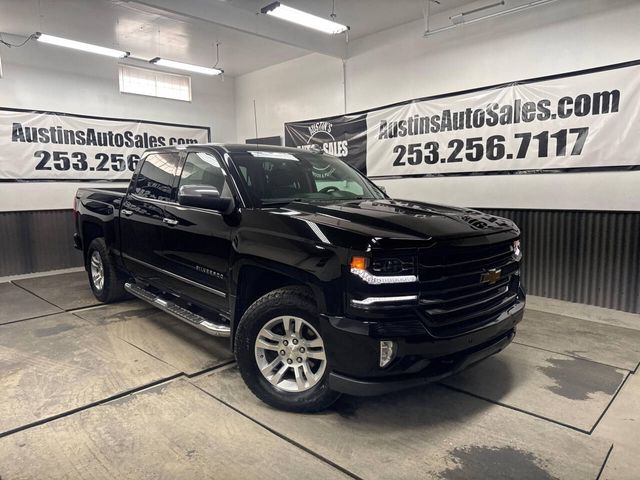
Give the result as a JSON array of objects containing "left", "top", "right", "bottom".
[
  {"left": 483, "top": 209, "right": 640, "bottom": 314},
  {"left": 0, "top": 209, "right": 82, "bottom": 277}
]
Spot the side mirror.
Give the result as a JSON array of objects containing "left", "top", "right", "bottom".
[{"left": 178, "top": 185, "right": 234, "bottom": 213}]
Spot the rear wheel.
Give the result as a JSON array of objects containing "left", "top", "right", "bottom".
[
  {"left": 235, "top": 286, "right": 341, "bottom": 412},
  {"left": 86, "top": 238, "right": 127, "bottom": 303}
]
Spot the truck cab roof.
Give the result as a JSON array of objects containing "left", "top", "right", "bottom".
[{"left": 147, "top": 143, "right": 310, "bottom": 156}]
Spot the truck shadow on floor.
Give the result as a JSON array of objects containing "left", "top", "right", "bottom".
[
  {"left": 321, "top": 362, "right": 559, "bottom": 479},
  {"left": 328, "top": 356, "right": 516, "bottom": 428}
]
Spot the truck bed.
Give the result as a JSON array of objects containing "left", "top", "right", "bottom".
[{"left": 77, "top": 186, "right": 128, "bottom": 195}]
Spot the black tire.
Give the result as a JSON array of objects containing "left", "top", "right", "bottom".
[
  {"left": 86, "top": 238, "right": 127, "bottom": 303},
  {"left": 235, "top": 286, "right": 341, "bottom": 413}
]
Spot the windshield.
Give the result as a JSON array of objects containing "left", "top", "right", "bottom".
[{"left": 228, "top": 150, "right": 386, "bottom": 206}]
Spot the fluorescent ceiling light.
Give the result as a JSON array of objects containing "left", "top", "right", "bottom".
[
  {"left": 35, "top": 33, "right": 129, "bottom": 58},
  {"left": 150, "top": 57, "right": 223, "bottom": 76},
  {"left": 424, "top": 0, "right": 557, "bottom": 37},
  {"left": 261, "top": 2, "right": 349, "bottom": 35}
]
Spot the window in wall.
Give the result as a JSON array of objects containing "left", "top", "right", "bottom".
[{"left": 119, "top": 65, "right": 191, "bottom": 102}]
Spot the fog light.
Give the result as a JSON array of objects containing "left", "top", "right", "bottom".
[{"left": 380, "top": 340, "right": 396, "bottom": 368}]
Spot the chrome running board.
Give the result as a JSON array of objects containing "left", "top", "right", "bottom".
[{"left": 125, "top": 282, "right": 230, "bottom": 337}]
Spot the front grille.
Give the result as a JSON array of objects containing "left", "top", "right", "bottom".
[{"left": 417, "top": 240, "right": 520, "bottom": 337}]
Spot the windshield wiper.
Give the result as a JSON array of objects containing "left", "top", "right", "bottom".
[
  {"left": 334, "top": 196, "right": 367, "bottom": 201},
  {"left": 261, "top": 196, "right": 371, "bottom": 207},
  {"left": 261, "top": 198, "right": 305, "bottom": 206}
]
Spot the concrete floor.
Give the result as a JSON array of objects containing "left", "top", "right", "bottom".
[{"left": 0, "top": 271, "right": 638, "bottom": 479}]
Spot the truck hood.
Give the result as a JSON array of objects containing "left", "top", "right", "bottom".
[{"left": 273, "top": 199, "right": 518, "bottom": 242}]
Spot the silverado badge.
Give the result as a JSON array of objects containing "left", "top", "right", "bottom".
[{"left": 480, "top": 268, "right": 502, "bottom": 285}]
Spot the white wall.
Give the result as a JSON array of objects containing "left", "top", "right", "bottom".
[
  {"left": 234, "top": 0, "right": 640, "bottom": 211},
  {"left": 0, "top": 41, "right": 236, "bottom": 211},
  {"left": 235, "top": 53, "right": 344, "bottom": 143}
]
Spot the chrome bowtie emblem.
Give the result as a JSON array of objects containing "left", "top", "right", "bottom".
[{"left": 481, "top": 268, "right": 502, "bottom": 285}]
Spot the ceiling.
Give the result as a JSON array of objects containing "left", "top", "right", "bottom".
[
  {"left": 223, "top": 0, "right": 473, "bottom": 40},
  {"left": 0, "top": 0, "right": 477, "bottom": 76}
]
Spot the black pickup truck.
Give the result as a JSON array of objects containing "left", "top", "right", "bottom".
[{"left": 74, "top": 144, "right": 525, "bottom": 412}]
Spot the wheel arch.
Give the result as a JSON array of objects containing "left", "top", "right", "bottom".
[
  {"left": 82, "top": 221, "right": 105, "bottom": 266},
  {"left": 229, "top": 261, "right": 332, "bottom": 348}
]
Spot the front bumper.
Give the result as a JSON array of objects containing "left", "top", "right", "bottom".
[
  {"left": 319, "top": 290, "right": 525, "bottom": 396},
  {"left": 328, "top": 328, "right": 515, "bottom": 396}
]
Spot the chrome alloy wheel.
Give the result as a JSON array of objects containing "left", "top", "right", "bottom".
[
  {"left": 254, "top": 316, "right": 327, "bottom": 393},
  {"left": 90, "top": 250, "right": 105, "bottom": 292}
]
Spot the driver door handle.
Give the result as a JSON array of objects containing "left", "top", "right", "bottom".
[
  {"left": 122, "top": 209, "right": 133, "bottom": 216},
  {"left": 162, "top": 218, "right": 178, "bottom": 226}
]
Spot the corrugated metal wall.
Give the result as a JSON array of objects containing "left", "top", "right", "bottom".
[
  {"left": 1, "top": 208, "right": 638, "bottom": 314},
  {"left": 483, "top": 209, "right": 640, "bottom": 314},
  {"left": 0, "top": 209, "right": 82, "bottom": 277}
]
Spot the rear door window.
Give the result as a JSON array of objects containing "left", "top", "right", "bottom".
[{"left": 133, "top": 153, "right": 180, "bottom": 202}]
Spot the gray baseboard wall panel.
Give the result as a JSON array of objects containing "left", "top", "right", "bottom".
[
  {"left": 0, "top": 209, "right": 83, "bottom": 277},
  {"left": 482, "top": 209, "right": 640, "bottom": 314}
]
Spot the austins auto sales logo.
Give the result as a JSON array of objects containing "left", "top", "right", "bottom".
[
  {"left": 293, "top": 121, "right": 349, "bottom": 178},
  {"left": 308, "top": 121, "right": 331, "bottom": 138},
  {"left": 301, "top": 121, "right": 349, "bottom": 158}
]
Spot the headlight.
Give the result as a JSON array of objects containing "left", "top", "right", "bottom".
[
  {"left": 350, "top": 256, "right": 417, "bottom": 285},
  {"left": 513, "top": 240, "right": 522, "bottom": 260},
  {"left": 371, "top": 258, "right": 411, "bottom": 275}
]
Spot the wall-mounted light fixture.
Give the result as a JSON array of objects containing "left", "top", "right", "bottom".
[{"left": 261, "top": 2, "right": 349, "bottom": 35}]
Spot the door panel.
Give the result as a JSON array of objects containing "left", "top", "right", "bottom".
[
  {"left": 120, "top": 152, "right": 180, "bottom": 286},
  {"left": 160, "top": 151, "right": 233, "bottom": 313},
  {"left": 162, "top": 205, "right": 231, "bottom": 311}
]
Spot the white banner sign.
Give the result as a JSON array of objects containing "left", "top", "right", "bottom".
[
  {"left": 0, "top": 109, "right": 210, "bottom": 180},
  {"left": 366, "top": 64, "right": 640, "bottom": 177}
]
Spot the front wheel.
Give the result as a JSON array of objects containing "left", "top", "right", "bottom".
[{"left": 235, "top": 286, "right": 341, "bottom": 412}]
